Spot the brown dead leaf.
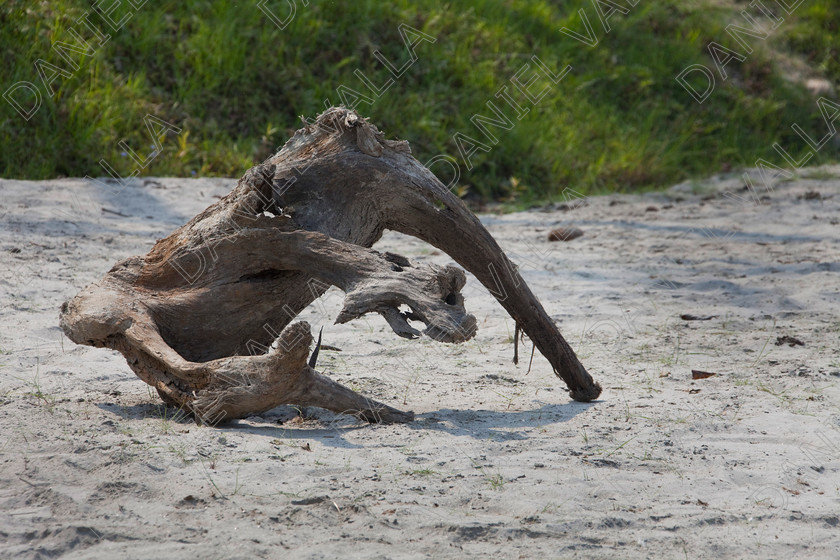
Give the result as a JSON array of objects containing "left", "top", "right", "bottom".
[
  {"left": 547, "top": 227, "right": 584, "bottom": 242},
  {"left": 775, "top": 335, "right": 804, "bottom": 347},
  {"left": 691, "top": 370, "right": 718, "bottom": 380}
]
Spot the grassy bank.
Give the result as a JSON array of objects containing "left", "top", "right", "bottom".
[{"left": 1, "top": 0, "right": 837, "bottom": 202}]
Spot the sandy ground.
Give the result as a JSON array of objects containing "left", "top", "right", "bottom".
[{"left": 1, "top": 168, "right": 839, "bottom": 559}]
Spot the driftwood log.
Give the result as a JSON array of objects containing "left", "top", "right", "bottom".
[{"left": 59, "top": 107, "right": 601, "bottom": 424}]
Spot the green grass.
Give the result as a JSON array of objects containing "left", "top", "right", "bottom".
[{"left": 1, "top": 0, "right": 838, "bottom": 202}]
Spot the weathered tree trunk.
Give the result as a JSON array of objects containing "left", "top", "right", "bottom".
[{"left": 59, "top": 107, "right": 601, "bottom": 424}]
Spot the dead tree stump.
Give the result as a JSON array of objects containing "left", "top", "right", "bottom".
[{"left": 59, "top": 107, "right": 601, "bottom": 424}]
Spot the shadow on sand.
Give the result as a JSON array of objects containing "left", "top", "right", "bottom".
[{"left": 98, "top": 399, "right": 599, "bottom": 449}]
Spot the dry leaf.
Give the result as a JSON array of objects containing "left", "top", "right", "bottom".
[
  {"left": 547, "top": 227, "right": 584, "bottom": 242},
  {"left": 691, "top": 370, "right": 718, "bottom": 380}
]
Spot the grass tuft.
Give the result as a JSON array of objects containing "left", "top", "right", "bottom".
[{"left": 1, "top": 1, "right": 837, "bottom": 201}]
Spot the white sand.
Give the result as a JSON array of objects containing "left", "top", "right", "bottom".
[{"left": 1, "top": 169, "right": 839, "bottom": 558}]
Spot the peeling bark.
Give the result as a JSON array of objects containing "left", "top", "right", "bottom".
[{"left": 59, "top": 107, "right": 601, "bottom": 425}]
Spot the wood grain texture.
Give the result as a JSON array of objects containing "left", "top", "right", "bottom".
[{"left": 59, "top": 107, "right": 600, "bottom": 425}]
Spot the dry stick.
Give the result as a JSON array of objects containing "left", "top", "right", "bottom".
[
  {"left": 515, "top": 324, "right": 537, "bottom": 375},
  {"left": 526, "top": 342, "right": 536, "bottom": 375},
  {"left": 308, "top": 326, "right": 324, "bottom": 368},
  {"left": 513, "top": 322, "right": 520, "bottom": 365},
  {"left": 101, "top": 207, "right": 130, "bottom": 217}
]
